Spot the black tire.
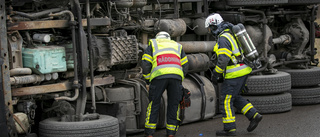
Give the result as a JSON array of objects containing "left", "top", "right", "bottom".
[
  {"left": 289, "top": 86, "right": 320, "bottom": 105},
  {"left": 279, "top": 67, "right": 320, "bottom": 87},
  {"left": 39, "top": 115, "right": 119, "bottom": 137},
  {"left": 243, "top": 93, "right": 292, "bottom": 114},
  {"left": 226, "top": 0, "right": 287, "bottom": 6},
  {"left": 244, "top": 71, "right": 291, "bottom": 95}
]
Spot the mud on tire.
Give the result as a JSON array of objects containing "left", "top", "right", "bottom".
[{"left": 39, "top": 115, "right": 119, "bottom": 137}]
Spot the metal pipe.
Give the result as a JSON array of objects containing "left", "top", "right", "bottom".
[
  {"left": 49, "top": 10, "right": 80, "bottom": 102},
  {"left": 10, "top": 75, "right": 44, "bottom": 85},
  {"left": 13, "top": 8, "right": 64, "bottom": 20},
  {"left": 24, "top": 31, "right": 33, "bottom": 47},
  {"left": 80, "top": 113, "right": 99, "bottom": 121},
  {"left": 178, "top": 41, "right": 215, "bottom": 53},
  {"left": 12, "top": 76, "right": 115, "bottom": 97},
  {"left": 266, "top": 10, "right": 308, "bottom": 15},
  {"left": 73, "top": 0, "right": 89, "bottom": 116},
  {"left": 55, "top": 88, "right": 79, "bottom": 101},
  {"left": 86, "top": 0, "right": 96, "bottom": 113},
  {"left": 9, "top": 68, "right": 32, "bottom": 76},
  {"left": 272, "top": 34, "right": 291, "bottom": 45},
  {"left": 270, "top": 59, "right": 309, "bottom": 68},
  {"left": 49, "top": 10, "right": 74, "bottom": 21}
]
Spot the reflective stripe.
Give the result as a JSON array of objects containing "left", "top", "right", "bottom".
[
  {"left": 165, "top": 105, "right": 180, "bottom": 131},
  {"left": 145, "top": 101, "right": 157, "bottom": 129},
  {"left": 217, "top": 48, "right": 232, "bottom": 56},
  {"left": 152, "top": 39, "right": 181, "bottom": 56},
  {"left": 149, "top": 39, "right": 184, "bottom": 81},
  {"left": 241, "top": 103, "right": 253, "bottom": 115},
  {"left": 145, "top": 123, "right": 156, "bottom": 129},
  {"left": 181, "top": 56, "right": 188, "bottom": 65},
  {"left": 221, "top": 33, "right": 240, "bottom": 56},
  {"left": 166, "top": 124, "right": 179, "bottom": 131},
  {"left": 142, "top": 54, "right": 153, "bottom": 63},
  {"left": 177, "top": 104, "right": 181, "bottom": 121},
  {"left": 223, "top": 95, "right": 234, "bottom": 123},
  {"left": 215, "top": 66, "right": 224, "bottom": 73},
  {"left": 253, "top": 112, "right": 259, "bottom": 118},
  {"left": 223, "top": 117, "right": 236, "bottom": 123},
  {"left": 177, "top": 43, "right": 182, "bottom": 53},
  {"left": 214, "top": 43, "right": 219, "bottom": 52},
  {"left": 151, "top": 64, "right": 182, "bottom": 74},
  {"left": 226, "top": 64, "right": 249, "bottom": 73},
  {"left": 225, "top": 64, "right": 252, "bottom": 79},
  {"left": 217, "top": 50, "right": 232, "bottom": 58},
  {"left": 143, "top": 73, "right": 150, "bottom": 80}
]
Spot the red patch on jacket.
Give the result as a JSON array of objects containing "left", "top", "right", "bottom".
[{"left": 157, "top": 54, "right": 181, "bottom": 66}]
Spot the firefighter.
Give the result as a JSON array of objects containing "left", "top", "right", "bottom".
[
  {"left": 205, "top": 13, "right": 263, "bottom": 136},
  {"left": 141, "top": 31, "right": 189, "bottom": 137}
]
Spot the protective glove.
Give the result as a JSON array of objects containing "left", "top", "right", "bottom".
[
  {"left": 211, "top": 71, "right": 224, "bottom": 85},
  {"left": 180, "top": 88, "right": 191, "bottom": 109}
]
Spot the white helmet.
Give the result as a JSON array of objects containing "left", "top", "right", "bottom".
[
  {"left": 156, "top": 31, "right": 171, "bottom": 40},
  {"left": 205, "top": 13, "right": 224, "bottom": 28}
]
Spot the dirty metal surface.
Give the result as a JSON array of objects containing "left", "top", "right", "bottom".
[
  {"left": 8, "top": 18, "right": 111, "bottom": 30},
  {"left": 11, "top": 76, "right": 115, "bottom": 96}
]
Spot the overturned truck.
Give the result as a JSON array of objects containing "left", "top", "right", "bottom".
[{"left": 1, "top": 0, "right": 320, "bottom": 137}]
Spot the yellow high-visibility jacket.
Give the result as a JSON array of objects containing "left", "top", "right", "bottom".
[{"left": 142, "top": 39, "right": 189, "bottom": 82}]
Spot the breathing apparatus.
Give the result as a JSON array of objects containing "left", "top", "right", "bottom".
[
  {"left": 232, "top": 23, "right": 259, "bottom": 61},
  {"left": 232, "top": 23, "right": 261, "bottom": 68},
  {"left": 205, "top": 13, "right": 261, "bottom": 69}
]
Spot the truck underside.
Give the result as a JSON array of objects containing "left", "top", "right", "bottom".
[{"left": 1, "top": 0, "right": 320, "bottom": 136}]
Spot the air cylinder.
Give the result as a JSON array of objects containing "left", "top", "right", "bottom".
[{"left": 232, "top": 23, "right": 259, "bottom": 61}]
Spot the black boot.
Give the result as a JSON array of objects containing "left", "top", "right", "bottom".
[
  {"left": 247, "top": 113, "right": 263, "bottom": 132},
  {"left": 216, "top": 129, "right": 236, "bottom": 136}
]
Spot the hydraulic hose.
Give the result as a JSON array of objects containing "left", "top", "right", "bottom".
[
  {"left": 13, "top": 8, "right": 64, "bottom": 20},
  {"left": 49, "top": 10, "right": 80, "bottom": 102}
]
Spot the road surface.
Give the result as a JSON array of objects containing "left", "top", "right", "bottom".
[{"left": 128, "top": 103, "right": 320, "bottom": 137}]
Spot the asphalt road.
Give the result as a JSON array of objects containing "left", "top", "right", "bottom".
[{"left": 128, "top": 103, "right": 320, "bottom": 137}]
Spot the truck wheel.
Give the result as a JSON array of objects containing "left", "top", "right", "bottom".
[
  {"left": 244, "top": 71, "right": 291, "bottom": 95},
  {"left": 279, "top": 67, "right": 320, "bottom": 87},
  {"left": 39, "top": 115, "right": 119, "bottom": 137},
  {"left": 243, "top": 93, "right": 292, "bottom": 114},
  {"left": 289, "top": 85, "right": 320, "bottom": 105},
  {"left": 226, "top": 0, "right": 287, "bottom": 6}
]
